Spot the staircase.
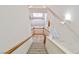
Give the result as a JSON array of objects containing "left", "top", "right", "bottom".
[
  {"left": 27, "top": 35, "right": 48, "bottom": 54},
  {"left": 27, "top": 42, "right": 47, "bottom": 54},
  {"left": 27, "top": 6, "right": 48, "bottom": 54}
]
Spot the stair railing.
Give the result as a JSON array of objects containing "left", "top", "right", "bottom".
[{"left": 4, "top": 35, "right": 32, "bottom": 54}]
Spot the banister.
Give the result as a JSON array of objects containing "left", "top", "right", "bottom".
[{"left": 4, "top": 35, "right": 32, "bottom": 54}]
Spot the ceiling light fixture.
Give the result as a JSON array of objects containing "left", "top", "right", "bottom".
[
  {"left": 65, "top": 13, "right": 71, "bottom": 21},
  {"left": 60, "top": 13, "right": 71, "bottom": 25}
]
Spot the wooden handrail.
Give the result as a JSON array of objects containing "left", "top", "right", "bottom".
[{"left": 4, "top": 35, "right": 32, "bottom": 54}]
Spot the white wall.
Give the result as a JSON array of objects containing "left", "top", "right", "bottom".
[
  {"left": 47, "top": 6, "right": 79, "bottom": 53},
  {"left": 0, "top": 6, "right": 32, "bottom": 53}
]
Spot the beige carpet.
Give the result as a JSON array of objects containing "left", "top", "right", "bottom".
[{"left": 27, "top": 35, "right": 48, "bottom": 54}]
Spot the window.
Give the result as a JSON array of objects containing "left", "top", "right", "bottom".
[{"left": 32, "top": 13, "right": 43, "bottom": 17}]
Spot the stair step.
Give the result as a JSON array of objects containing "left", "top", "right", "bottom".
[
  {"left": 27, "top": 43, "right": 47, "bottom": 54},
  {"left": 27, "top": 35, "right": 47, "bottom": 54}
]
